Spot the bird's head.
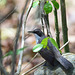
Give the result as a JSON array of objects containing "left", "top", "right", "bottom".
[
  {"left": 28, "top": 29, "right": 45, "bottom": 43},
  {"left": 28, "top": 29, "right": 44, "bottom": 37}
]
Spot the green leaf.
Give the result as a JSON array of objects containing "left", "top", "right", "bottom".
[
  {"left": 49, "top": 38, "right": 59, "bottom": 49},
  {"left": 47, "top": 46, "right": 50, "bottom": 50},
  {"left": 49, "top": 37, "right": 62, "bottom": 53},
  {"left": 17, "top": 47, "right": 27, "bottom": 55},
  {"left": 59, "top": 49, "right": 62, "bottom": 54},
  {"left": 3, "top": 51, "right": 13, "bottom": 58},
  {"left": 32, "top": 1, "right": 39, "bottom": 8},
  {"left": 41, "top": 37, "right": 49, "bottom": 48},
  {"left": 3, "top": 47, "right": 27, "bottom": 58},
  {"left": 51, "top": 1, "right": 59, "bottom": 9},
  {"left": 44, "top": 1, "right": 52, "bottom": 14},
  {"left": 33, "top": 44, "right": 43, "bottom": 52}
]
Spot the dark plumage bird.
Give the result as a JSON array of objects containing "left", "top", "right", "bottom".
[{"left": 28, "top": 29, "right": 73, "bottom": 70}]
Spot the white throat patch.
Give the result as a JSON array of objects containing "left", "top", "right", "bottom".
[{"left": 34, "top": 34, "right": 41, "bottom": 44}]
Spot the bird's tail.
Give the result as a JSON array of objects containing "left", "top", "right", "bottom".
[{"left": 56, "top": 56, "right": 73, "bottom": 70}]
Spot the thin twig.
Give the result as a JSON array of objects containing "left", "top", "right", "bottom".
[
  {"left": 0, "top": 25, "right": 2, "bottom": 63},
  {"left": 0, "top": 62, "right": 8, "bottom": 75},
  {"left": 43, "top": 14, "right": 52, "bottom": 38},
  {"left": 21, "top": 53, "right": 39, "bottom": 72},
  {"left": 15, "top": 0, "right": 29, "bottom": 74},
  {"left": 41, "top": 18, "right": 44, "bottom": 32},
  {"left": 16, "top": 0, "right": 34, "bottom": 75},
  {"left": 39, "top": 0, "right": 52, "bottom": 37},
  {"left": 0, "top": 6, "right": 15, "bottom": 75},
  {"left": 11, "top": 1, "right": 28, "bottom": 75},
  {"left": 0, "top": 24, "right": 3, "bottom": 74},
  {"left": 23, "top": 0, "right": 34, "bottom": 28},
  {"left": 0, "top": 24, "right": 6, "bottom": 75},
  {"left": 22, "top": 60, "right": 46, "bottom": 75},
  {"left": 0, "top": 7, "right": 16, "bottom": 24},
  {"left": 20, "top": 1, "right": 46, "bottom": 70},
  {"left": 0, "top": 25, "right": 8, "bottom": 75},
  {"left": 59, "top": 41, "right": 69, "bottom": 50},
  {"left": 39, "top": 0, "right": 45, "bottom": 32},
  {"left": 15, "top": 23, "right": 25, "bottom": 75},
  {"left": 21, "top": 41, "right": 69, "bottom": 75}
]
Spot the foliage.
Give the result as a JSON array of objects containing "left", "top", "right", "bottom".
[
  {"left": 33, "top": 37, "right": 62, "bottom": 53},
  {"left": 43, "top": 1, "right": 52, "bottom": 14},
  {"left": 3, "top": 51, "right": 13, "bottom": 58},
  {"left": 3, "top": 47, "right": 27, "bottom": 58},
  {"left": 49, "top": 38, "right": 62, "bottom": 53},
  {"left": 33, "top": 44, "right": 43, "bottom": 52},
  {"left": 41, "top": 37, "right": 49, "bottom": 48},
  {"left": 32, "top": 0, "right": 59, "bottom": 14},
  {"left": 32, "top": 0, "right": 39, "bottom": 8},
  {"left": 51, "top": 0, "right": 59, "bottom": 9}
]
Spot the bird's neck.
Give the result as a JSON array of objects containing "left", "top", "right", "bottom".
[{"left": 34, "top": 34, "right": 41, "bottom": 44}]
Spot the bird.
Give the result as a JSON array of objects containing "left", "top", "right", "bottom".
[{"left": 28, "top": 29, "right": 73, "bottom": 70}]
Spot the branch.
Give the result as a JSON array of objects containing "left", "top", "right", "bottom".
[
  {"left": 0, "top": 24, "right": 3, "bottom": 74},
  {"left": 53, "top": 0, "right": 60, "bottom": 48},
  {"left": 59, "top": 41, "right": 69, "bottom": 50},
  {"left": 60, "top": 0, "right": 69, "bottom": 52},
  {"left": 39, "top": 0, "right": 45, "bottom": 32},
  {"left": 43, "top": 14, "right": 52, "bottom": 38},
  {"left": 0, "top": 6, "right": 16, "bottom": 75},
  {"left": 0, "top": 24, "right": 3, "bottom": 75},
  {"left": 23, "top": 0, "right": 34, "bottom": 27},
  {"left": 0, "top": 7, "right": 16, "bottom": 24},
  {"left": 21, "top": 53, "right": 39, "bottom": 72},
  {"left": 39, "top": 0, "right": 52, "bottom": 37},
  {"left": 11, "top": 1, "right": 29, "bottom": 75},
  {"left": 15, "top": 0, "right": 34, "bottom": 75},
  {"left": 0, "top": 62, "right": 8, "bottom": 75},
  {"left": 22, "top": 60, "right": 46, "bottom": 75}
]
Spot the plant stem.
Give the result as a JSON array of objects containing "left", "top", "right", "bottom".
[
  {"left": 54, "top": 0, "right": 60, "bottom": 48},
  {"left": 16, "top": 0, "right": 34, "bottom": 75},
  {"left": 0, "top": 24, "right": 3, "bottom": 75},
  {"left": 0, "top": 25, "right": 8, "bottom": 75},
  {"left": 43, "top": 14, "right": 52, "bottom": 38},
  {"left": 60, "top": 0, "right": 69, "bottom": 52},
  {"left": 39, "top": 0, "right": 45, "bottom": 33},
  {"left": 11, "top": 1, "right": 28, "bottom": 75}
]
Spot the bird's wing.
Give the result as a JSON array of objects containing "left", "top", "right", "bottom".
[
  {"left": 38, "top": 36, "right": 55, "bottom": 65},
  {"left": 38, "top": 36, "right": 54, "bottom": 57},
  {"left": 48, "top": 39, "right": 73, "bottom": 69},
  {"left": 39, "top": 48, "right": 55, "bottom": 66},
  {"left": 48, "top": 39, "right": 61, "bottom": 57}
]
